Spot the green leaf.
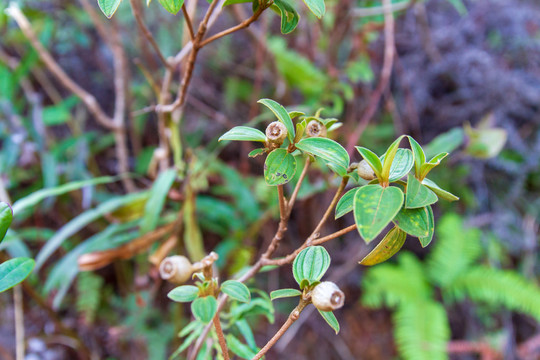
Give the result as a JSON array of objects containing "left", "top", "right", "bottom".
[
  {"left": 191, "top": 296, "right": 217, "bottom": 323},
  {"left": 141, "top": 169, "right": 176, "bottom": 233},
  {"left": 423, "top": 128, "right": 464, "bottom": 159},
  {"left": 296, "top": 137, "right": 350, "bottom": 176},
  {"left": 223, "top": 0, "right": 251, "bottom": 6},
  {"left": 271, "top": 0, "right": 300, "bottom": 34},
  {"left": 360, "top": 226, "right": 406, "bottom": 266},
  {"left": 258, "top": 98, "right": 295, "bottom": 142},
  {"left": 221, "top": 280, "right": 251, "bottom": 303},
  {"left": 393, "top": 206, "right": 430, "bottom": 238},
  {"left": 270, "top": 288, "right": 302, "bottom": 300},
  {"left": 383, "top": 148, "right": 414, "bottom": 182},
  {"left": 12, "top": 176, "right": 121, "bottom": 215},
  {"left": 219, "top": 126, "right": 267, "bottom": 143},
  {"left": 34, "top": 192, "right": 148, "bottom": 271},
  {"left": 407, "top": 136, "right": 426, "bottom": 178},
  {"left": 302, "top": 0, "right": 325, "bottom": 18},
  {"left": 419, "top": 152, "right": 448, "bottom": 179},
  {"left": 381, "top": 136, "right": 405, "bottom": 183},
  {"left": 422, "top": 178, "right": 459, "bottom": 202},
  {"left": 248, "top": 148, "right": 266, "bottom": 158},
  {"left": 0, "top": 257, "right": 35, "bottom": 293},
  {"left": 158, "top": 0, "right": 184, "bottom": 14},
  {"left": 264, "top": 148, "right": 297, "bottom": 185},
  {"left": 335, "top": 188, "right": 358, "bottom": 219},
  {"left": 418, "top": 206, "right": 434, "bottom": 247},
  {"left": 0, "top": 202, "right": 13, "bottom": 243},
  {"left": 292, "top": 246, "right": 330, "bottom": 288},
  {"left": 168, "top": 285, "right": 199, "bottom": 302},
  {"left": 318, "top": 310, "right": 340, "bottom": 334},
  {"left": 354, "top": 185, "right": 404, "bottom": 243},
  {"left": 98, "top": 0, "right": 122, "bottom": 18},
  {"left": 405, "top": 174, "right": 438, "bottom": 209},
  {"left": 355, "top": 147, "right": 382, "bottom": 179},
  {"left": 235, "top": 319, "right": 257, "bottom": 351},
  {"left": 226, "top": 334, "right": 257, "bottom": 359}
]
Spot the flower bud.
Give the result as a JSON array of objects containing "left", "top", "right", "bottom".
[
  {"left": 306, "top": 120, "right": 327, "bottom": 138},
  {"left": 311, "top": 281, "right": 345, "bottom": 311},
  {"left": 266, "top": 121, "right": 288, "bottom": 144},
  {"left": 159, "top": 256, "right": 193, "bottom": 284},
  {"left": 357, "top": 159, "right": 376, "bottom": 180}
]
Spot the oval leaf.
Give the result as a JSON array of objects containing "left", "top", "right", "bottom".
[
  {"left": 270, "top": 0, "right": 300, "bottom": 34},
  {"left": 360, "top": 226, "right": 406, "bottom": 266},
  {"left": 419, "top": 152, "right": 448, "bottom": 179},
  {"left": 219, "top": 126, "right": 267, "bottom": 143},
  {"left": 384, "top": 148, "right": 414, "bottom": 182},
  {"left": 258, "top": 98, "right": 295, "bottom": 142},
  {"left": 302, "top": 0, "right": 325, "bottom": 18},
  {"left": 98, "top": 0, "right": 122, "bottom": 18},
  {"left": 422, "top": 178, "right": 459, "bottom": 202},
  {"left": 354, "top": 185, "right": 404, "bottom": 243},
  {"left": 293, "top": 246, "right": 330, "bottom": 288},
  {"left": 0, "top": 202, "right": 13, "bottom": 243},
  {"left": 168, "top": 285, "right": 199, "bottom": 302},
  {"left": 380, "top": 135, "right": 405, "bottom": 183},
  {"left": 221, "top": 280, "right": 251, "bottom": 303},
  {"left": 158, "top": 0, "right": 185, "bottom": 14},
  {"left": 335, "top": 188, "right": 359, "bottom": 219},
  {"left": 318, "top": 310, "right": 340, "bottom": 334},
  {"left": 393, "top": 206, "right": 430, "bottom": 238},
  {"left": 355, "top": 147, "right": 382, "bottom": 179},
  {"left": 405, "top": 174, "right": 438, "bottom": 209},
  {"left": 0, "top": 257, "right": 35, "bottom": 293},
  {"left": 296, "top": 138, "right": 349, "bottom": 176},
  {"left": 264, "top": 148, "right": 297, "bottom": 185},
  {"left": 418, "top": 205, "right": 435, "bottom": 248},
  {"left": 191, "top": 296, "right": 217, "bottom": 323},
  {"left": 407, "top": 136, "right": 426, "bottom": 178},
  {"left": 270, "top": 288, "right": 302, "bottom": 300}
]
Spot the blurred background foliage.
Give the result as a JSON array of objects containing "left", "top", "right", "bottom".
[{"left": 0, "top": 0, "right": 539, "bottom": 359}]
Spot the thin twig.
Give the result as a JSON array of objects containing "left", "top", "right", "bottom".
[
  {"left": 352, "top": 0, "right": 410, "bottom": 17},
  {"left": 129, "top": 0, "right": 171, "bottom": 69},
  {"left": 212, "top": 314, "right": 230, "bottom": 360},
  {"left": 7, "top": 5, "right": 115, "bottom": 129},
  {"left": 287, "top": 158, "right": 310, "bottom": 216},
  {"left": 252, "top": 299, "right": 310, "bottom": 360},
  {"left": 182, "top": 4, "right": 196, "bottom": 41},
  {"left": 277, "top": 185, "right": 287, "bottom": 221},
  {"left": 345, "top": 0, "right": 395, "bottom": 153},
  {"left": 199, "top": 3, "right": 268, "bottom": 48},
  {"left": 14, "top": 285, "right": 24, "bottom": 360}
]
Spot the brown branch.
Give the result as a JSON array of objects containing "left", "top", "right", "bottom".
[
  {"left": 212, "top": 314, "right": 230, "bottom": 360},
  {"left": 199, "top": 3, "right": 267, "bottom": 48},
  {"left": 345, "top": 0, "right": 395, "bottom": 153},
  {"left": 7, "top": 5, "right": 115, "bottom": 129},
  {"left": 252, "top": 298, "right": 310, "bottom": 360},
  {"left": 277, "top": 185, "right": 287, "bottom": 221},
  {"left": 287, "top": 158, "right": 310, "bottom": 216},
  {"left": 129, "top": 0, "right": 171, "bottom": 69},
  {"left": 78, "top": 222, "right": 177, "bottom": 271},
  {"left": 182, "top": 4, "right": 196, "bottom": 41}
]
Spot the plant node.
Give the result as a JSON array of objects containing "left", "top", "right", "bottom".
[{"left": 311, "top": 281, "right": 345, "bottom": 311}]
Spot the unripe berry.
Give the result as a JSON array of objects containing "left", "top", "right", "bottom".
[
  {"left": 306, "top": 120, "right": 327, "bottom": 138},
  {"left": 311, "top": 281, "right": 345, "bottom": 311},
  {"left": 357, "top": 159, "right": 376, "bottom": 180},
  {"left": 159, "top": 256, "right": 193, "bottom": 284},
  {"left": 266, "top": 121, "right": 288, "bottom": 144}
]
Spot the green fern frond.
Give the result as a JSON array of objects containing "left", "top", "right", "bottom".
[
  {"left": 427, "top": 213, "right": 483, "bottom": 287},
  {"left": 394, "top": 301, "right": 450, "bottom": 360},
  {"left": 76, "top": 272, "right": 103, "bottom": 324},
  {"left": 362, "top": 253, "right": 431, "bottom": 308},
  {"left": 451, "top": 266, "right": 540, "bottom": 321}
]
